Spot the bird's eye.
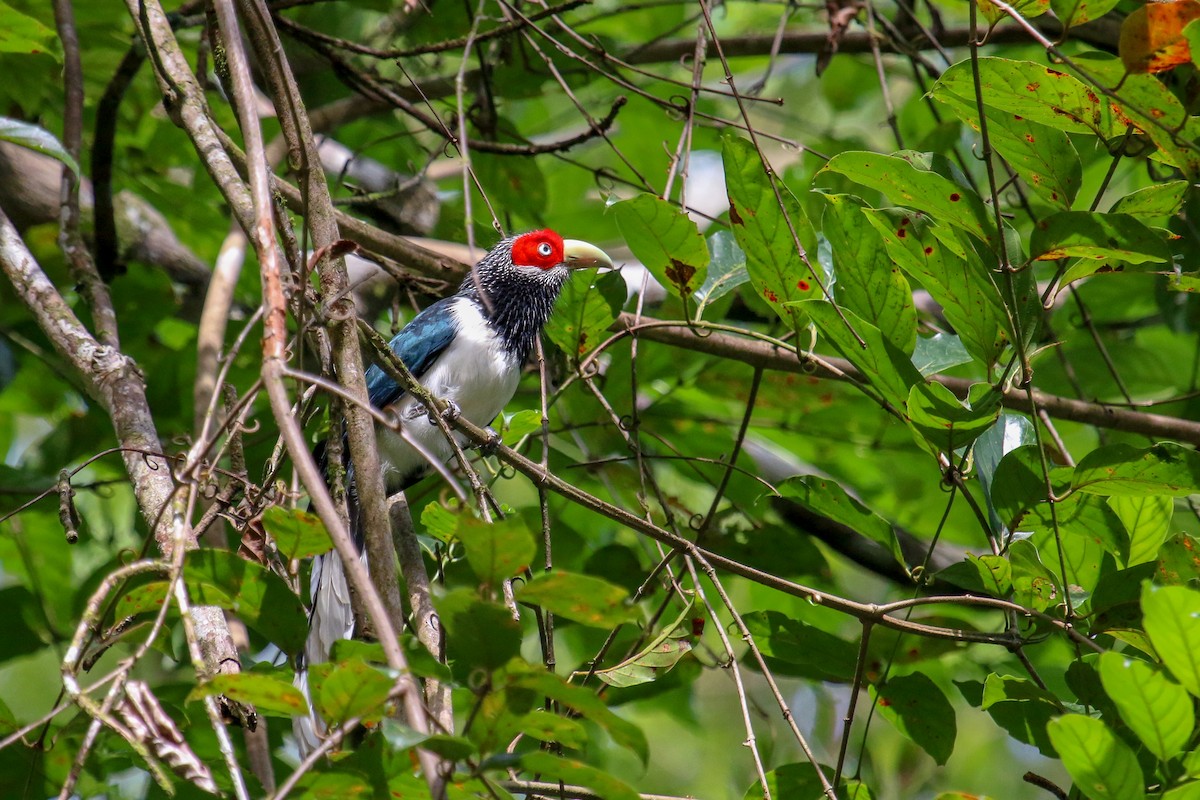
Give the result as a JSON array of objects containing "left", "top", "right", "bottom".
[{"left": 537, "top": 242, "right": 553, "bottom": 257}]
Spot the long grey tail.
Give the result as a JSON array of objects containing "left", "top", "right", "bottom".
[{"left": 292, "top": 537, "right": 367, "bottom": 755}]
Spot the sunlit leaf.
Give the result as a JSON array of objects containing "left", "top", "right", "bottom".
[
  {"left": 1072, "top": 443, "right": 1200, "bottom": 497},
  {"left": 1030, "top": 211, "right": 1170, "bottom": 265},
  {"left": 188, "top": 672, "right": 308, "bottom": 717},
  {"left": 261, "top": 506, "right": 331, "bottom": 561},
  {"left": 1142, "top": 583, "right": 1200, "bottom": 698},
  {"left": 1047, "top": 714, "right": 1145, "bottom": 800},
  {"left": 1098, "top": 651, "right": 1193, "bottom": 761}
]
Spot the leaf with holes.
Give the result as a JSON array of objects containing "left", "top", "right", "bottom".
[{"left": 612, "top": 194, "right": 708, "bottom": 299}]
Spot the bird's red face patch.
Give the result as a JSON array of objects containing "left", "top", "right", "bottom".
[{"left": 510, "top": 229, "right": 565, "bottom": 270}]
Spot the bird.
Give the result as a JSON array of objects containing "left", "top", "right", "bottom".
[{"left": 293, "top": 229, "right": 613, "bottom": 754}]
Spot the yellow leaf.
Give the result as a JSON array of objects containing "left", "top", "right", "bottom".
[{"left": 1120, "top": 0, "right": 1200, "bottom": 74}]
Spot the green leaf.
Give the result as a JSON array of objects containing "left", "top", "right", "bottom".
[
  {"left": 434, "top": 588, "right": 521, "bottom": 672},
  {"left": 515, "top": 710, "right": 588, "bottom": 749},
  {"left": 1051, "top": 0, "right": 1122, "bottom": 28},
  {"left": 1010, "top": 539, "right": 1062, "bottom": 611},
  {"left": 819, "top": 194, "right": 917, "bottom": 354},
  {"left": 0, "top": 3, "right": 57, "bottom": 58},
  {"left": 1164, "top": 782, "right": 1200, "bottom": 800},
  {"left": 743, "top": 610, "right": 859, "bottom": 682},
  {"left": 592, "top": 602, "right": 694, "bottom": 687},
  {"left": 544, "top": 268, "right": 624, "bottom": 360},
  {"left": 519, "top": 752, "right": 640, "bottom": 800},
  {"left": 777, "top": 476, "right": 906, "bottom": 570},
  {"left": 1107, "top": 495, "right": 1173, "bottom": 566},
  {"left": 1157, "top": 533, "right": 1200, "bottom": 586},
  {"left": 1030, "top": 211, "right": 1170, "bottom": 265},
  {"left": 188, "top": 672, "right": 308, "bottom": 717},
  {"left": 934, "top": 94, "right": 1080, "bottom": 210},
  {"left": 261, "top": 506, "right": 331, "bottom": 560},
  {"left": 912, "top": 333, "right": 973, "bottom": 376},
  {"left": 861, "top": 208, "right": 1010, "bottom": 369},
  {"left": 722, "top": 135, "right": 821, "bottom": 333},
  {"left": 1047, "top": 714, "right": 1145, "bottom": 800},
  {"left": 1072, "top": 443, "right": 1200, "bottom": 497},
  {"left": 905, "top": 382, "right": 1001, "bottom": 455},
  {"left": 503, "top": 409, "right": 544, "bottom": 445},
  {"left": 1111, "top": 181, "right": 1189, "bottom": 222},
  {"left": 931, "top": 58, "right": 1105, "bottom": 136},
  {"left": 517, "top": 570, "right": 637, "bottom": 628},
  {"left": 821, "top": 152, "right": 997, "bottom": 246},
  {"left": 695, "top": 230, "right": 750, "bottom": 317},
  {"left": 872, "top": 673, "right": 956, "bottom": 765},
  {"left": 979, "top": 0, "right": 1049, "bottom": 24},
  {"left": 1142, "top": 584, "right": 1200, "bottom": 698},
  {"left": 1098, "top": 651, "right": 1193, "bottom": 761},
  {"left": 796, "top": 300, "right": 923, "bottom": 413},
  {"left": 184, "top": 548, "right": 308, "bottom": 655},
  {"left": 420, "top": 501, "right": 459, "bottom": 543},
  {"left": 456, "top": 515, "right": 535, "bottom": 585},
  {"left": 309, "top": 658, "right": 393, "bottom": 726},
  {"left": 509, "top": 664, "right": 649, "bottom": 764},
  {"left": 976, "top": 674, "right": 1061, "bottom": 757},
  {"left": 611, "top": 194, "right": 709, "bottom": 298},
  {"left": 474, "top": 148, "right": 547, "bottom": 219},
  {"left": 0, "top": 117, "right": 77, "bottom": 176}
]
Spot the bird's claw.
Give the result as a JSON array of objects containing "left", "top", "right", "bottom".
[
  {"left": 429, "top": 399, "right": 461, "bottom": 426},
  {"left": 478, "top": 426, "right": 502, "bottom": 456}
]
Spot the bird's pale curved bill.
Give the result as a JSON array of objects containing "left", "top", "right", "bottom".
[{"left": 562, "top": 239, "right": 614, "bottom": 270}]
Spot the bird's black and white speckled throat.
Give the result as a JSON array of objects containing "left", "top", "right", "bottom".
[{"left": 457, "top": 236, "right": 571, "bottom": 363}]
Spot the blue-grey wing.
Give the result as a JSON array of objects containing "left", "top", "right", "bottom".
[{"left": 365, "top": 296, "right": 459, "bottom": 410}]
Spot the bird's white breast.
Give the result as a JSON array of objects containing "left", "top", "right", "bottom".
[{"left": 376, "top": 298, "right": 522, "bottom": 489}]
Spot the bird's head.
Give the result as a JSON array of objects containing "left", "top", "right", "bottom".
[
  {"left": 508, "top": 229, "right": 613, "bottom": 274},
  {"left": 468, "top": 229, "right": 613, "bottom": 298}
]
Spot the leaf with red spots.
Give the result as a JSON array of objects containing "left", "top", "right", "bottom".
[
  {"left": 592, "top": 601, "right": 695, "bottom": 687},
  {"left": 189, "top": 672, "right": 308, "bottom": 717},
  {"left": 821, "top": 152, "right": 997, "bottom": 246},
  {"left": 819, "top": 194, "right": 917, "bottom": 354},
  {"left": 722, "top": 135, "right": 820, "bottom": 335},
  {"left": 1111, "top": 180, "right": 1188, "bottom": 222},
  {"left": 871, "top": 673, "right": 957, "bottom": 765},
  {"left": 861, "top": 208, "right": 1010, "bottom": 370},
  {"left": 1120, "top": 0, "right": 1200, "bottom": 74},
  {"left": 933, "top": 92, "right": 1080, "bottom": 210},
  {"left": 611, "top": 193, "right": 708, "bottom": 299}
]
